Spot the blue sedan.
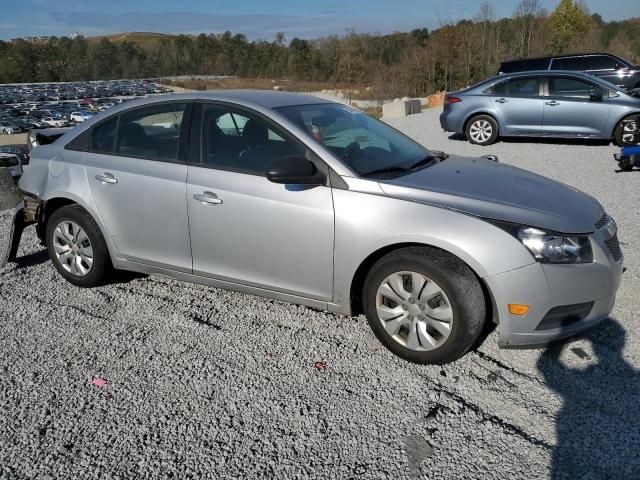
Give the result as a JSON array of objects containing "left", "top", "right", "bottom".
[{"left": 440, "top": 70, "right": 640, "bottom": 146}]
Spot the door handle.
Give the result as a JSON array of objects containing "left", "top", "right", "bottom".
[
  {"left": 545, "top": 101, "right": 560, "bottom": 106},
  {"left": 495, "top": 98, "right": 508, "bottom": 103},
  {"left": 95, "top": 173, "right": 118, "bottom": 185},
  {"left": 193, "top": 192, "right": 223, "bottom": 206}
]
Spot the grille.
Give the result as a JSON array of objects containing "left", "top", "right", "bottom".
[
  {"left": 605, "top": 234, "right": 623, "bottom": 262},
  {"left": 595, "top": 212, "right": 610, "bottom": 230},
  {"left": 536, "top": 302, "right": 594, "bottom": 331}
]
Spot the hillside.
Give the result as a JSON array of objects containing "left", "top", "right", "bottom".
[{"left": 88, "top": 31, "right": 180, "bottom": 49}]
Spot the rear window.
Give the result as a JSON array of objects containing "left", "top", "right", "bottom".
[
  {"left": 551, "top": 57, "right": 586, "bottom": 71},
  {"left": 0, "top": 156, "right": 18, "bottom": 167},
  {"left": 499, "top": 58, "right": 550, "bottom": 74}
]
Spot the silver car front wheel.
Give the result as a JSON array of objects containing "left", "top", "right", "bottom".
[
  {"left": 375, "top": 271, "right": 453, "bottom": 351},
  {"left": 363, "top": 246, "right": 486, "bottom": 364},
  {"left": 52, "top": 220, "right": 94, "bottom": 276}
]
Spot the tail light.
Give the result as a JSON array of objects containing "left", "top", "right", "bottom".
[{"left": 446, "top": 96, "right": 462, "bottom": 104}]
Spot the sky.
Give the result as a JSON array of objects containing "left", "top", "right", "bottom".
[{"left": 2, "top": 0, "right": 639, "bottom": 41}]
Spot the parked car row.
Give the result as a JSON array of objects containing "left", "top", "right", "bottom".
[
  {"left": 0, "top": 80, "right": 171, "bottom": 104},
  {"left": 441, "top": 52, "right": 640, "bottom": 145},
  {"left": 0, "top": 81, "right": 173, "bottom": 135}
]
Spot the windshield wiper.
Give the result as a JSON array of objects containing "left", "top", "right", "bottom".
[
  {"left": 405, "top": 153, "right": 448, "bottom": 171},
  {"left": 362, "top": 165, "right": 411, "bottom": 177}
]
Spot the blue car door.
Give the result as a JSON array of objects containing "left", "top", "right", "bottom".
[
  {"left": 541, "top": 76, "right": 611, "bottom": 137},
  {"left": 490, "top": 76, "right": 544, "bottom": 134}
]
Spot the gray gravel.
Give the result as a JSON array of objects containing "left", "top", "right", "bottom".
[{"left": 1, "top": 110, "right": 639, "bottom": 479}]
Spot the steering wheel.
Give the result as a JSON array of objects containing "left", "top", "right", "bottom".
[{"left": 341, "top": 141, "right": 361, "bottom": 161}]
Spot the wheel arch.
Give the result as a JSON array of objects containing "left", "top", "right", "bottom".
[
  {"left": 610, "top": 112, "right": 640, "bottom": 140},
  {"left": 348, "top": 242, "right": 494, "bottom": 324},
  {"left": 38, "top": 193, "right": 116, "bottom": 260},
  {"left": 463, "top": 111, "right": 501, "bottom": 136}
]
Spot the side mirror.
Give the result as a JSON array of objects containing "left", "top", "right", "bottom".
[
  {"left": 266, "top": 155, "right": 326, "bottom": 185},
  {"left": 589, "top": 90, "right": 604, "bottom": 102}
]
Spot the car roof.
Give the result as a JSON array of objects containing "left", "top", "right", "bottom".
[
  {"left": 194, "top": 89, "right": 334, "bottom": 108},
  {"left": 501, "top": 53, "right": 622, "bottom": 64},
  {"left": 493, "top": 70, "right": 607, "bottom": 79}
]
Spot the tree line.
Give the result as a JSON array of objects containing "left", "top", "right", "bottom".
[{"left": 0, "top": 0, "right": 638, "bottom": 100}]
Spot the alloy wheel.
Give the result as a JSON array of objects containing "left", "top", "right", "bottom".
[
  {"left": 469, "top": 120, "right": 493, "bottom": 143},
  {"left": 52, "top": 220, "right": 94, "bottom": 277},
  {"left": 375, "top": 271, "right": 454, "bottom": 351}
]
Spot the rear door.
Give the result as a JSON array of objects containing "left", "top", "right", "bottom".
[
  {"left": 84, "top": 101, "right": 193, "bottom": 271},
  {"left": 490, "top": 76, "right": 543, "bottom": 134},
  {"left": 541, "top": 76, "right": 611, "bottom": 137},
  {"left": 186, "top": 102, "right": 335, "bottom": 300}
]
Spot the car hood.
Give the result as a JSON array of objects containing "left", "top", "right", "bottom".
[{"left": 378, "top": 155, "right": 603, "bottom": 234}]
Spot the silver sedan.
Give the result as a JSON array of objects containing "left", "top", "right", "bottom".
[{"left": 6, "top": 90, "right": 623, "bottom": 364}]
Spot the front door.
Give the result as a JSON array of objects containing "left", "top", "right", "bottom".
[
  {"left": 85, "top": 102, "right": 193, "bottom": 271},
  {"left": 541, "top": 76, "right": 611, "bottom": 137},
  {"left": 187, "top": 103, "right": 335, "bottom": 300}
]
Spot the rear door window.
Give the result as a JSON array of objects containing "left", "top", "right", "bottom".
[
  {"left": 492, "top": 77, "right": 540, "bottom": 97},
  {"left": 551, "top": 57, "right": 586, "bottom": 71},
  {"left": 115, "top": 103, "right": 187, "bottom": 161}
]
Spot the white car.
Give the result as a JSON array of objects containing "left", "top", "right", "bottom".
[
  {"left": 0, "top": 153, "right": 23, "bottom": 179},
  {"left": 0, "top": 123, "right": 22, "bottom": 135},
  {"left": 41, "top": 117, "right": 66, "bottom": 128},
  {"left": 70, "top": 111, "right": 95, "bottom": 123}
]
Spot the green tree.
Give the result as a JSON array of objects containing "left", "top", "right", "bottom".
[{"left": 548, "top": 0, "right": 593, "bottom": 53}]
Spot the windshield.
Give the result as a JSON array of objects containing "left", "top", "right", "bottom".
[{"left": 276, "top": 103, "right": 432, "bottom": 177}]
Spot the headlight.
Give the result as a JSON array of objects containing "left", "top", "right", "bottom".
[
  {"left": 487, "top": 220, "right": 593, "bottom": 264},
  {"left": 517, "top": 227, "right": 593, "bottom": 264}
]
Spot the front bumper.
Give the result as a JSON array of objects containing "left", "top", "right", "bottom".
[{"left": 485, "top": 230, "right": 624, "bottom": 347}]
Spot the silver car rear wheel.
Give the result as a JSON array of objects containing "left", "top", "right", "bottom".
[
  {"left": 469, "top": 120, "right": 492, "bottom": 143},
  {"left": 375, "top": 271, "right": 453, "bottom": 351},
  {"left": 466, "top": 115, "right": 498, "bottom": 145},
  {"left": 52, "top": 220, "right": 94, "bottom": 277}
]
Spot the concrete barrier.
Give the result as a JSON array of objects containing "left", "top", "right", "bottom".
[{"left": 382, "top": 99, "right": 422, "bottom": 119}]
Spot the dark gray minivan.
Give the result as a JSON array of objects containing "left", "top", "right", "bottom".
[{"left": 498, "top": 53, "right": 640, "bottom": 90}]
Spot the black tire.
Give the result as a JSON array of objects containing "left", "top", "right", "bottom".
[
  {"left": 46, "top": 204, "right": 112, "bottom": 287},
  {"left": 363, "top": 247, "right": 486, "bottom": 364},
  {"left": 613, "top": 122, "right": 624, "bottom": 147},
  {"left": 465, "top": 115, "right": 499, "bottom": 146}
]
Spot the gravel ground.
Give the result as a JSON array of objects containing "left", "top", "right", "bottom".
[{"left": 1, "top": 110, "right": 639, "bottom": 479}]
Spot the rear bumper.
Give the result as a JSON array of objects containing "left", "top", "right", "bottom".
[
  {"left": 485, "top": 234, "right": 624, "bottom": 348},
  {"left": 439, "top": 108, "right": 465, "bottom": 134}
]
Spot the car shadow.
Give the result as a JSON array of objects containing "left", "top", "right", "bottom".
[
  {"left": 537, "top": 319, "right": 640, "bottom": 478},
  {"left": 13, "top": 249, "right": 49, "bottom": 269},
  {"left": 447, "top": 133, "right": 613, "bottom": 147}
]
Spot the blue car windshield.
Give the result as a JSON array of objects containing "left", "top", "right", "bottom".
[{"left": 276, "top": 103, "right": 433, "bottom": 177}]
